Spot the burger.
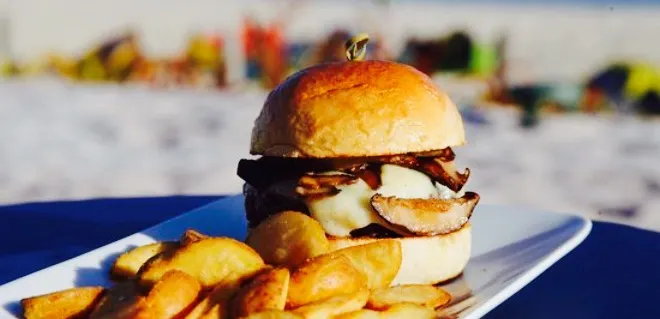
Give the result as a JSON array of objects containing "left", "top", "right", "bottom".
[{"left": 237, "top": 59, "right": 479, "bottom": 286}]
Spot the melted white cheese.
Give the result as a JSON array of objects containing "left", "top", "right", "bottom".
[{"left": 305, "top": 164, "right": 463, "bottom": 237}]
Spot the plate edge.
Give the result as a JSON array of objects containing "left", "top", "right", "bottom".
[{"left": 463, "top": 217, "right": 593, "bottom": 319}]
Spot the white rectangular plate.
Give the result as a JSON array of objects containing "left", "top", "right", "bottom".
[{"left": 0, "top": 195, "right": 591, "bottom": 318}]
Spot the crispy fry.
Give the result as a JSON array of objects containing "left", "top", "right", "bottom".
[
  {"left": 331, "top": 309, "right": 380, "bottom": 319},
  {"left": 89, "top": 281, "right": 143, "bottom": 319},
  {"left": 334, "top": 303, "right": 436, "bottom": 319},
  {"left": 286, "top": 254, "right": 367, "bottom": 309},
  {"left": 291, "top": 288, "right": 369, "bottom": 319},
  {"left": 143, "top": 270, "right": 202, "bottom": 319},
  {"left": 239, "top": 310, "right": 304, "bottom": 319},
  {"left": 184, "top": 283, "right": 240, "bottom": 319},
  {"left": 111, "top": 242, "right": 179, "bottom": 280},
  {"left": 91, "top": 271, "right": 201, "bottom": 319},
  {"left": 232, "top": 268, "right": 290, "bottom": 317},
  {"left": 180, "top": 229, "right": 209, "bottom": 245},
  {"left": 21, "top": 286, "right": 105, "bottom": 319},
  {"left": 379, "top": 303, "right": 436, "bottom": 318},
  {"left": 328, "top": 240, "right": 402, "bottom": 289},
  {"left": 138, "top": 237, "right": 265, "bottom": 289},
  {"left": 366, "top": 285, "right": 450, "bottom": 310},
  {"left": 246, "top": 211, "right": 329, "bottom": 268}
]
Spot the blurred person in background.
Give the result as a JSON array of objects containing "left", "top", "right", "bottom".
[
  {"left": 241, "top": 17, "right": 287, "bottom": 89},
  {"left": 261, "top": 22, "right": 287, "bottom": 89},
  {"left": 315, "top": 29, "right": 352, "bottom": 63},
  {"left": 399, "top": 30, "right": 496, "bottom": 77},
  {"left": 440, "top": 31, "right": 473, "bottom": 72},
  {"left": 177, "top": 33, "right": 227, "bottom": 88},
  {"left": 582, "top": 62, "right": 660, "bottom": 116},
  {"left": 76, "top": 31, "right": 143, "bottom": 83}
]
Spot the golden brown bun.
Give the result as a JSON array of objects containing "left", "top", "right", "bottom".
[
  {"left": 327, "top": 223, "right": 471, "bottom": 286},
  {"left": 250, "top": 60, "right": 466, "bottom": 158}
]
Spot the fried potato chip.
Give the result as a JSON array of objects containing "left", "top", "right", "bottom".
[
  {"left": 91, "top": 271, "right": 201, "bottom": 319},
  {"left": 184, "top": 283, "right": 241, "bottom": 319},
  {"left": 233, "top": 268, "right": 290, "bottom": 317},
  {"left": 143, "top": 270, "right": 202, "bottom": 319},
  {"left": 239, "top": 310, "right": 303, "bottom": 319},
  {"left": 138, "top": 237, "right": 265, "bottom": 289},
  {"left": 366, "top": 285, "right": 450, "bottom": 310},
  {"left": 180, "top": 229, "right": 209, "bottom": 245},
  {"left": 89, "top": 281, "right": 143, "bottom": 319},
  {"left": 111, "top": 242, "right": 178, "bottom": 280},
  {"left": 246, "top": 211, "right": 329, "bottom": 268},
  {"left": 379, "top": 303, "right": 436, "bottom": 318},
  {"left": 328, "top": 240, "right": 402, "bottom": 289},
  {"left": 291, "top": 288, "right": 369, "bottom": 319},
  {"left": 286, "top": 254, "right": 367, "bottom": 309},
  {"left": 331, "top": 309, "right": 380, "bottom": 319},
  {"left": 334, "top": 303, "right": 436, "bottom": 319},
  {"left": 21, "top": 286, "right": 105, "bottom": 319}
]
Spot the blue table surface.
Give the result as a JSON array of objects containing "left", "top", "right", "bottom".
[{"left": 1, "top": 195, "right": 659, "bottom": 319}]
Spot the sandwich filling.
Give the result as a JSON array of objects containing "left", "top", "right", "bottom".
[{"left": 238, "top": 147, "right": 479, "bottom": 238}]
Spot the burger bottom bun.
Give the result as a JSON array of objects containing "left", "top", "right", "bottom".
[{"left": 327, "top": 223, "right": 471, "bottom": 286}]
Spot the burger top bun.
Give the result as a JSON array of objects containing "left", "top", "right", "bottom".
[{"left": 250, "top": 60, "right": 466, "bottom": 158}]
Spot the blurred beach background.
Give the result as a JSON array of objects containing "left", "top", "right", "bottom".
[{"left": 1, "top": 0, "right": 659, "bottom": 232}]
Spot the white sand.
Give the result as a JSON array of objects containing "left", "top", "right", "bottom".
[{"left": 1, "top": 80, "right": 659, "bottom": 233}]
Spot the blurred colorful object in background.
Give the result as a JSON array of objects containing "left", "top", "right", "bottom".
[
  {"left": 0, "top": 31, "right": 228, "bottom": 89},
  {"left": 241, "top": 17, "right": 287, "bottom": 89},
  {"left": 583, "top": 62, "right": 660, "bottom": 116},
  {"left": 1, "top": 20, "right": 659, "bottom": 120},
  {"left": 398, "top": 30, "right": 500, "bottom": 78}
]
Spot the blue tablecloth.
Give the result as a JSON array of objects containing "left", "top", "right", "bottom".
[{"left": 1, "top": 196, "right": 659, "bottom": 319}]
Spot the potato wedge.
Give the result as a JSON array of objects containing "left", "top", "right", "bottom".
[
  {"left": 184, "top": 283, "right": 241, "bottom": 319},
  {"left": 233, "top": 268, "right": 290, "bottom": 317},
  {"left": 21, "top": 286, "right": 105, "bottom": 319},
  {"left": 111, "top": 242, "right": 178, "bottom": 280},
  {"left": 92, "top": 271, "right": 201, "bottom": 319},
  {"left": 138, "top": 237, "right": 265, "bottom": 289},
  {"left": 379, "top": 303, "right": 436, "bottom": 319},
  {"left": 334, "top": 303, "right": 436, "bottom": 319},
  {"left": 239, "top": 310, "right": 303, "bottom": 319},
  {"left": 291, "top": 288, "right": 369, "bottom": 319},
  {"left": 367, "top": 285, "right": 450, "bottom": 310},
  {"left": 143, "top": 270, "right": 202, "bottom": 319},
  {"left": 89, "top": 281, "right": 143, "bottom": 319},
  {"left": 180, "top": 229, "right": 209, "bottom": 245},
  {"left": 328, "top": 240, "right": 402, "bottom": 289},
  {"left": 286, "top": 254, "right": 367, "bottom": 308},
  {"left": 332, "top": 309, "right": 381, "bottom": 319},
  {"left": 246, "top": 211, "right": 329, "bottom": 268}
]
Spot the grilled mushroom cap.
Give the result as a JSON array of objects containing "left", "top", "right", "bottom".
[{"left": 371, "top": 192, "right": 479, "bottom": 236}]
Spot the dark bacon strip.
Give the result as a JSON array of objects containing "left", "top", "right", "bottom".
[
  {"left": 346, "top": 164, "right": 383, "bottom": 190},
  {"left": 238, "top": 147, "right": 469, "bottom": 192}
]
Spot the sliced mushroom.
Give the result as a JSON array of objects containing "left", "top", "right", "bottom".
[
  {"left": 370, "top": 192, "right": 479, "bottom": 236},
  {"left": 418, "top": 158, "right": 470, "bottom": 192},
  {"left": 295, "top": 173, "right": 356, "bottom": 200},
  {"left": 299, "top": 173, "right": 358, "bottom": 189},
  {"left": 295, "top": 185, "right": 340, "bottom": 199}
]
